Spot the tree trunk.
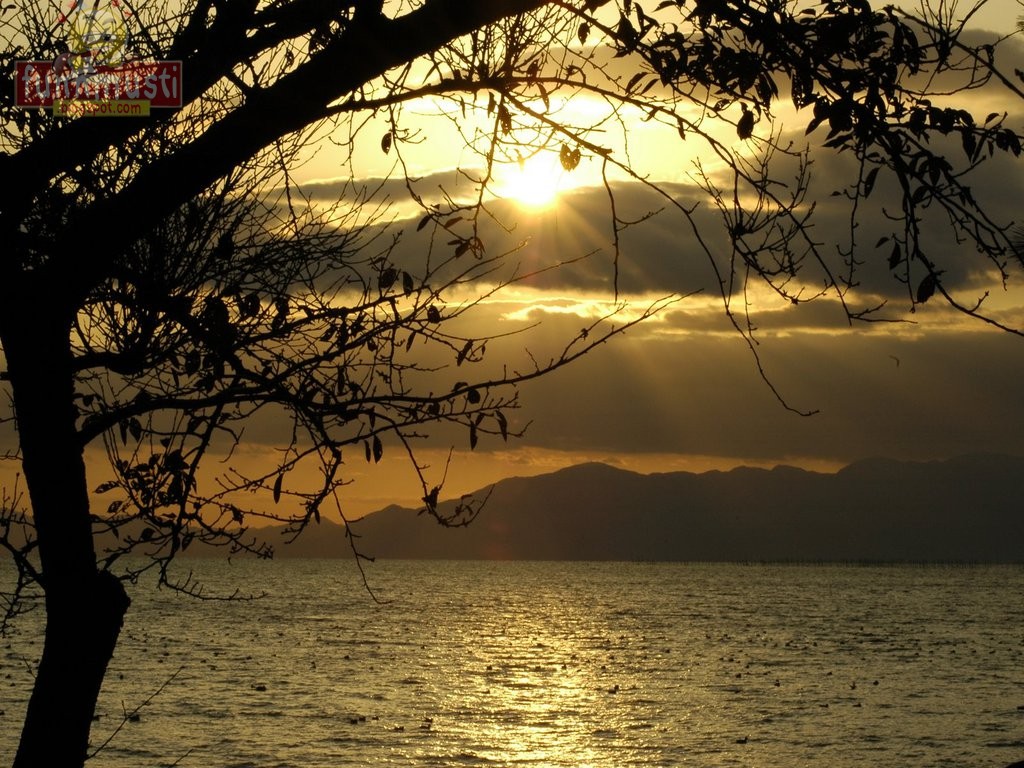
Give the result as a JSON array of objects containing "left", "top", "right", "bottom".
[
  {"left": 15, "top": 572, "right": 130, "bottom": 768},
  {"left": 2, "top": 311, "right": 130, "bottom": 768}
]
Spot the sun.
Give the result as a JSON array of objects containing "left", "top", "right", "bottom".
[{"left": 496, "top": 155, "right": 564, "bottom": 209}]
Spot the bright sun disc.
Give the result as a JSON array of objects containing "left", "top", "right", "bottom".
[{"left": 497, "top": 156, "right": 562, "bottom": 208}]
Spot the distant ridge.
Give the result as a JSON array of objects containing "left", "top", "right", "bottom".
[
  {"left": 328, "top": 454, "right": 1024, "bottom": 562},
  {"left": 155, "top": 455, "right": 1024, "bottom": 561}
]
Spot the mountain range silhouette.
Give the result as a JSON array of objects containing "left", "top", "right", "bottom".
[{"left": 260, "top": 454, "right": 1024, "bottom": 561}]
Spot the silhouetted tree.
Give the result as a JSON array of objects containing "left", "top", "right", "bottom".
[{"left": 1, "top": 0, "right": 1022, "bottom": 765}]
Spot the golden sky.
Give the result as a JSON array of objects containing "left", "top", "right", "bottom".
[
  {"left": 268, "top": 1, "right": 1024, "bottom": 516},
  {"left": 3, "top": 0, "right": 1023, "bottom": 521}
]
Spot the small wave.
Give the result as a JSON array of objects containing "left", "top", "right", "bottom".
[{"left": 451, "top": 751, "right": 496, "bottom": 764}]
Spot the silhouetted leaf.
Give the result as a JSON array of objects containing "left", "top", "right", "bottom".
[
  {"left": 637, "top": 77, "right": 656, "bottom": 95},
  {"left": 805, "top": 98, "right": 830, "bottom": 135},
  {"left": 164, "top": 450, "right": 186, "bottom": 472},
  {"left": 274, "top": 296, "right": 289, "bottom": 324},
  {"left": 616, "top": 16, "right": 638, "bottom": 52},
  {"left": 379, "top": 267, "right": 398, "bottom": 291},
  {"left": 183, "top": 349, "right": 201, "bottom": 375},
  {"left": 827, "top": 100, "right": 852, "bottom": 133},
  {"left": 272, "top": 473, "right": 283, "bottom": 504},
  {"left": 128, "top": 418, "right": 142, "bottom": 442},
  {"left": 560, "top": 143, "right": 581, "bottom": 171},
  {"left": 469, "top": 423, "right": 478, "bottom": 450},
  {"left": 537, "top": 81, "right": 550, "bottom": 110},
  {"left": 755, "top": 72, "right": 778, "bottom": 106},
  {"left": 94, "top": 480, "right": 119, "bottom": 494},
  {"left": 381, "top": 131, "right": 392, "bottom": 154},
  {"left": 888, "top": 242, "right": 901, "bottom": 270},
  {"left": 863, "top": 166, "right": 879, "bottom": 198},
  {"left": 422, "top": 486, "right": 440, "bottom": 512},
  {"left": 578, "top": 22, "right": 590, "bottom": 46},
  {"left": 908, "top": 107, "right": 927, "bottom": 134},
  {"left": 372, "top": 435, "right": 383, "bottom": 463},
  {"left": 402, "top": 271, "right": 414, "bottom": 295},
  {"left": 416, "top": 214, "right": 432, "bottom": 231},
  {"left": 916, "top": 273, "right": 938, "bottom": 303},
  {"left": 240, "top": 292, "right": 261, "bottom": 319},
  {"left": 958, "top": 129, "right": 974, "bottom": 160},
  {"left": 495, "top": 411, "right": 508, "bottom": 441},
  {"left": 427, "top": 305, "right": 442, "bottom": 323},
  {"left": 167, "top": 475, "right": 186, "bottom": 504},
  {"left": 497, "top": 105, "right": 512, "bottom": 135},
  {"left": 202, "top": 296, "right": 231, "bottom": 338},
  {"left": 456, "top": 340, "right": 472, "bottom": 366},
  {"left": 1003, "top": 129, "right": 1022, "bottom": 156},
  {"left": 737, "top": 105, "right": 754, "bottom": 139},
  {"left": 466, "top": 388, "right": 481, "bottom": 404},
  {"left": 213, "top": 231, "right": 234, "bottom": 259}
]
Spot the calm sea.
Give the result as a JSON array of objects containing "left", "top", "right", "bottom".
[{"left": 2, "top": 560, "right": 1024, "bottom": 767}]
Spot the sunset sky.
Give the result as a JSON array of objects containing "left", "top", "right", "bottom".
[
  {"left": 4, "top": 0, "right": 1023, "bottom": 521},
  {"left": 284, "top": 1, "right": 1024, "bottom": 516}
]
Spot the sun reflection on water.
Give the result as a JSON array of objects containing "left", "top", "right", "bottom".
[{"left": 414, "top": 574, "right": 683, "bottom": 767}]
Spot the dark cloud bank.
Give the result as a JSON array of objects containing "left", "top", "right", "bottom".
[{"left": 281, "top": 162, "right": 1024, "bottom": 471}]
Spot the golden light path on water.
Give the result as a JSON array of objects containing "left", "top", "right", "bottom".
[{"left": 429, "top": 594, "right": 624, "bottom": 767}]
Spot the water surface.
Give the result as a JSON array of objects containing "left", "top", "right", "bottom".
[{"left": 2, "top": 561, "right": 1023, "bottom": 766}]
